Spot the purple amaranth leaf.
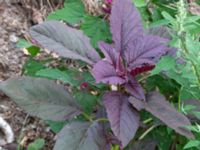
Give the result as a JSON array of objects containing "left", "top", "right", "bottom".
[
  {"left": 54, "top": 121, "right": 110, "bottom": 150},
  {"left": 129, "top": 138, "right": 157, "bottom": 150},
  {"left": 129, "top": 91, "right": 194, "bottom": 139},
  {"left": 125, "top": 76, "right": 145, "bottom": 100},
  {"left": 125, "top": 35, "right": 169, "bottom": 71},
  {"left": 29, "top": 21, "right": 100, "bottom": 65},
  {"left": 98, "top": 41, "right": 118, "bottom": 66},
  {"left": 0, "top": 77, "right": 82, "bottom": 121},
  {"left": 103, "top": 92, "right": 139, "bottom": 147},
  {"left": 110, "top": 0, "right": 143, "bottom": 53},
  {"left": 92, "top": 60, "right": 126, "bottom": 85}
]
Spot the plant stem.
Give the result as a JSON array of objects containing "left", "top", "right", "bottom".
[
  {"left": 112, "top": 145, "right": 120, "bottom": 150},
  {"left": 143, "top": 118, "right": 153, "bottom": 124},
  {"left": 180, "top": 37, "right": 200, "bottom": 87},
  {"left": 96, "top": 118, "right": 109, "bottom": 122},
  {"left": 138, "top": 125, "right": 156, "bottom": 140},
  {"left": 178, "top": 89, "right": 181, "bottom": 112},
  {"left": 82, "top": 113, "right": 93, "bottom": 122}
]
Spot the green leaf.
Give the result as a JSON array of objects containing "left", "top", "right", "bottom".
[
  {"left": 26, "top": 46, "right": 40, "bottom": 57},
  {"left": 184, "top": 140, "right": 200, "bottom": 149},
  {"left": 17, "top": 39, "right": 32, "bottom": 48},
  {"left": 132, "top": 0, "right": 146, "bottom": 7},
  {"left": 0, "top": 77, "right": 82, "bottom": 121},
  {"left": 74, "top": 91, "right": 98, "bottom": 114},
  {"left": 161, "top": 11, "right": 177, "bottom": 28},
  {"left": 46, "top": 120, "right": 68, "bottom": 133},
  {"left": 23, "top": 59, "right": 45, "bottom": 76},
  {"left": 47, "top": 0, "right": 85, "bottom": 25},
  {"left": 151, "top": 56, "right": 176, "bottom": 75},
  {"left": 28, "top": 138, "right": 45, "bottom": 150},
  {"left": 36, "top": 68, "right": 95, "bottom": 87},
  {"left": 81, "top": 15, "right": 112, "bottom": 48},
  {"left": 36, "top": 68, "right": 77, "bottom": 85},
  {"left": 17, "top": 39, "right": 40, "bottom": 57},
  {"left": 54, "top": 121, "right": 109, "bottom": 150}
]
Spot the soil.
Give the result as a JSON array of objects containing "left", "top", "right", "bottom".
[{"left": 0, "top": 2, "right": 55, "bottom": 150}]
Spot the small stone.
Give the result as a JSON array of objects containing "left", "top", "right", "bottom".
[{"left": 9, "top": 34, "right": 18, "bottom": 43}]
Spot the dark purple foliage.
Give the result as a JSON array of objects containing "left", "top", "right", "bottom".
[
  {"left": 91, "top": 0, "right": 193, "bottom": 147},
  {"left": 0, "top": 0, "right": 192, "bottom": 149},
  {"left": 92, "top": 0, "right": 169, "bottom": 100},
  {"left": 103, "top": 92, "right": 139, "bottom": 147}
]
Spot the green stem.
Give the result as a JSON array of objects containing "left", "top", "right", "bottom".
[
  {"left": 82, "top": 113, "right": 93, "bottom": 122},
  {"left": 139, "top": 125, "right": 156, "bottom": 140},
  {"left": 178, "top": 89, "right": 181, "bottom": 112},
  {"left": 96, "top": 118, "right": 109, "bottom": 122},
  {"left": 143, "top": 118, "right": 153, "bottom": 124},
  {"left": 112, "top": 145, "right": 120, "bottom": 150}
]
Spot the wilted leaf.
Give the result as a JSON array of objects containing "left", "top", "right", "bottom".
[
  {"left": 54, "top": 121, "right": 109, "bottom": 150},
  {"left": 129, "top": 91, "right": 194, "bottom": 138},
  {"left": 0, "top": 77, "right": 82, "bottom": 121},
  {"left": 29, "top": 21, "right": 100, "bottom": 65},
  {"left": 103, "top": 92, "right": 139, "bottom": 147}
]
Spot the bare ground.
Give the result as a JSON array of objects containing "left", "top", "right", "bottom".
[{"left": 0, "top": 2, "right": 55, "bottom": 150}]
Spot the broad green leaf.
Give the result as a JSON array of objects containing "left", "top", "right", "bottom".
[
  {"left": 36, "top": 68, "right": 76, "bottom": 85},
  {"left": 54, "top": 121, "right": 109, "bottom": 150},
  {"left": 29, "top": 21, "right": 100, "bottom": 65},
  {"left": 28, "top": 138, "right": 45, "bottom": 150},
  {"left": 151, "top": 56, "right": 176, "bottom": 75},
  {"left": 47, "top": 0, "right": 85, "bottom": 25},
  {"left": 36, "top": 68, "right": 95, "bottom": 87},
  {"left": 180, "top": 86, "right": 200, "bottom": 100},
  {"left": 26, "top": 46, "right": 40, "bottom": 57},
  {"left": 74, "top": 91, "right": 98, "bottom": 114},
  {"left": 23, "top": 59, "right": 45, "bottom": 76},
  {"left": 129, "top": 91, "right": 194, "bottom": 138},
  {"left": 0, "top": 77, "right": 82, "bottom": 121},
  {"left": 184, "top": 140, "right": 200, "bottom": 149},
  {"left": 81, "top": 15, "right": 111, "bottom": 48}
]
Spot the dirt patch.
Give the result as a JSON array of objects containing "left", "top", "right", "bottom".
[{"left": 0, "top": 2, "right": 55, "bottom": 150}]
